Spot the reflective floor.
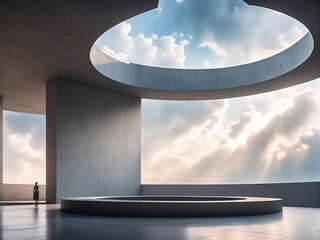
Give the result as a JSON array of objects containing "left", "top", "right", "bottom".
[{"left": 1, "top": 205, "right": 320, "bottom": 240}]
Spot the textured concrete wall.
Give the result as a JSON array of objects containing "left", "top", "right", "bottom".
[
  {"left": 2, "top": 184, "right": 46, "bottom": 201},
  {"left": 0, "top": 96, "right": 3, "bottom": 200},
  {"left": 46, "top": 78, "right": 141, "bottom": 203},
  {"left": 142, "top": 182, "right": 320, "bottom": 208}
]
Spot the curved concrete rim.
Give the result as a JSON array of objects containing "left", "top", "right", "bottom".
[
  {"left": 90, "top": 31, "right": 313, "bottom": 94},
  {"left": 61, "top": 196, "right": 283, "bottom": 217},
  {"left": 99, "top": 196, "right": 246, "bottom": 202}
]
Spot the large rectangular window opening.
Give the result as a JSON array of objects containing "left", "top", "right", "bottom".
[
  {"left": 3, "top": 111, "right": 45, "bottom": 185},
  {"left": 142, "top": 79, "right": 320, "bottom": 184}
]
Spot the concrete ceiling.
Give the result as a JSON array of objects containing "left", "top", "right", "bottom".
[
  {"left": 0, "top": 0, "right": 158, "bottom": 114},
  {"left": 0, "top": 0, "right": 319, "bottom": 114}
]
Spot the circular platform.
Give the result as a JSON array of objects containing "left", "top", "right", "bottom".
[{"left": 61, "top": 196, "right": 282, "bottom": 217}]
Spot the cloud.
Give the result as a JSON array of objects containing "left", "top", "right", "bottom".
[
  {"left": 228, "top": 108, "right": 254, "bottom": 140},
  {"left": 142, "top": 81, "right": 320, "bottom": 183},
  {"left": 182, "top": 0, "right": 307, "bottom": 67},
  {"left": 8, "top": 134, "right": 44, "bottom": 161},
  {"left": 3, "top": 111, "right": 46, "bottom": 184},
  {"left": 141, "top": 99, "right": 227, "bottom": 167},
  {"left": 180, "top": 39, "right": 190, "bottom": 46},
  {"left": 99, "top": 22, "right": 188, "bottom": 68},
  {"left": 98, "top": 0, "right": 307, "bottom": 69},
  {"left": 5, "top": 111, "right": 45, "bottom": 151}
]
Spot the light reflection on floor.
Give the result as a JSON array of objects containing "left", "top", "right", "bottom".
[{"left": 1, "top": 205, "right": 319, "bottom": 240}]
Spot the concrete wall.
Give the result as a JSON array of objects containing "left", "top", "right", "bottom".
[
  {"left": 142, "top": 182, "right": 320, "bottom": 208},
  {"left": 0, "top": 96, "right": 2, "bottom": 200},
  {"left": 46, "top": 78, "right": 141, "bottom": 203},
  {"left": 2, "top": 184, "right": 45, "bottom": 201}
]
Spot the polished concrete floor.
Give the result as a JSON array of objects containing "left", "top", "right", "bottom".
[{"left": 1, "top": 204, "right": 320, "bottom": 240}]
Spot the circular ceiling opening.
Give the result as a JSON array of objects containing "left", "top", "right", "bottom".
[
  {"left": 95, "top": 0, "right": 308, "bottom": 69},
  {"left": 89, "top": 0, "right": 314, "bottom": 97}
]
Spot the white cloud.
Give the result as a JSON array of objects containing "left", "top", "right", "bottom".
[
  {"left": 180, "top": 39, "right": 190, "bottom": 46},
  {"left": 142, "top": 81, "right": 320, "bottom": 183},
  {"left": 99, "top": 22, "right": 188, "bottom": 68},
  {"left": 101, "top": 46, "right": 129, "bottom": 63},
  {"left": 97, "top": 0, "right": 308, "bottom": 69},
  {"left": 183, "top": 1, "right": 307, "bottom": 68},
  {"left": 199, "top": 24, "right": 306, "bottom": 68},
  {"left": 278, "top": 25, "right": 305, "bottom": 48},
  {"left": 3, "top": 112, "right": 45, "bottom": 184},
  {"left": 199, "top": 40, "right": 228, "bottom": 58},
  {"left": 8, "top": 134, "right": 44, "bottom": 161},
  {"left": 103, "top": 22, "right": 134, "bottom": 54}
]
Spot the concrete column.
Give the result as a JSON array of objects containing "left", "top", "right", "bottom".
[
  {"left": 46, "top": 78, "right": 141, "bottom": 203},
  {"left": 0, "top": 96, "right": 3, "bottom": 200}
]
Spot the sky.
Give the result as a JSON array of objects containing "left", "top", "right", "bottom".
[
  {"left": 96, "top": 0, "right": 307, "bottom": 69},
  {"left": 3, "top": 111, "right": 45, "bottom": 184},
  {"left": 141, "top": 80, "right": 320, "bottom": 183},
  {"left": 3, "top": 0, "right": 319, "bottom": 184}
]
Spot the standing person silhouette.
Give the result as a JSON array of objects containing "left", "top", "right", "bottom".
[{"left": 33, "top": 182, "right": 39, "bottom": 206}]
